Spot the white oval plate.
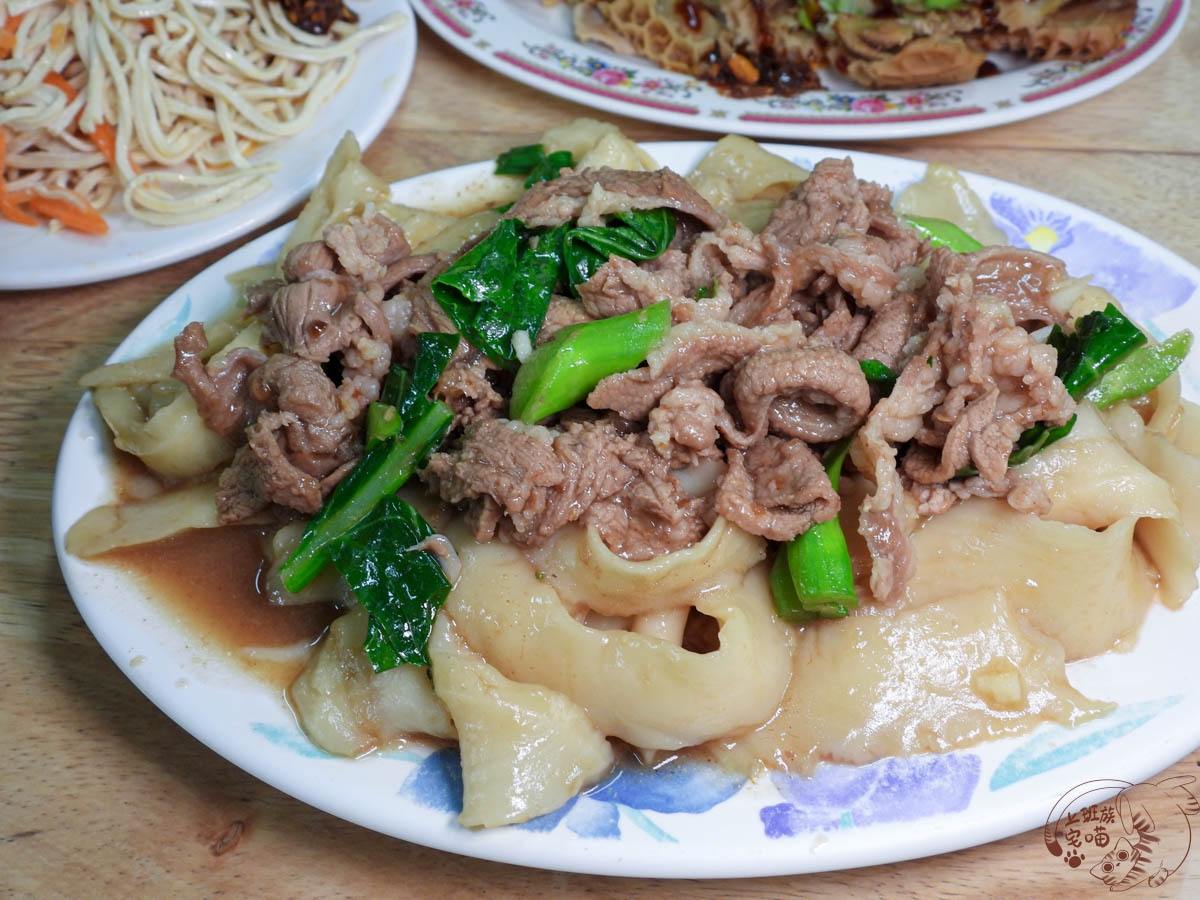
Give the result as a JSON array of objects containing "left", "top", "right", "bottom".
[
  {"left": 0, "top": 0, "right": 416, "bottom": 292},
  {"left": 53, "top": 142, "right": 1200, "bottom": 878},
  {"left": 413, "top": 0, "right": 1186, "bottom": 141}
]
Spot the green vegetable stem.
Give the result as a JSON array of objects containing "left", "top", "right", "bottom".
[
  {"left": 859, "top": 358, "right": 897, "bottom": 395},
  {"left": 509, "top": 300, "right": 672, "bottom": 423},
  {"left": 903, "top": 215, "right": 983, "bottom": 253},
  {"left": 1048, "top": 302, "right": 1147, "bottom": 398},
  {"left": 771, "top": 437, "right": 857, "bottom": 622},
  {"left": 1084, "top": 329, "right": 1193, "bottom": 410},
  {"left": 365, "top": 402, "right": 402, "bottom": 449},
  {"left": 280, "top": 337, "right": 458, "bottom": 593},
  {"left": 280, "top": 399, "right": 453, "bottom": 593}
]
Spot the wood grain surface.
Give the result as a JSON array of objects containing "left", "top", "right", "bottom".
[{"left": 3, "top": 12, "right": 1200, "bottom": 898}]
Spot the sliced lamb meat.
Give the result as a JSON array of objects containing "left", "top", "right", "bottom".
[
  {"left": 381, "top": 252, "right": 440, "bottom": 293},
  {"left": 737, "top": 157, "right": 923, "bottom": 328},
  {"left": 247, "top": 354, "right": 358, "bottom": 479},
  {"left": 945, "top": 246, "right": 1070, "bottom": 328},
  {"left": 422, "top": 417, "right": 704, "bottom": 558},
  {"left": 215, "top": 354, "right": 359, "bottom": 522},
  {"left": 647, "top": 384, "right": 730, "bottom": 466},
  {"left": 432, "top": 342, "right": 507, "bottom": 428},
  {"left": 808, "top": 289, "right": 869, "bottom": 353},
  {"left": 323, "top": 211, "right": 410, "bottom": 282},
  {"left": 422, "top": 419, "right": 635, "bottom": 543},
  {"left": 909, "top": 471, "right": 1051, "bottom": 518},
  {"left": 536, "top": 295, "right": 593, "bottom": 344},
  {"left": 587, "top": 368, "right": 677, "bottom": 422},
  {"left": 731, "top": 345, "right": 871, "bottom": 443},
  {"left": 760, "top": 158, "right": 873, "bottom": 251},
  {"left": 269, "top": 275, "right": 353, "bottom": 361},
  {"left": 578, "top": 255, "right": 675, "bottom": 320},
  {"left": 714, "top": 436, "right": 839, "bottom": 542},
  {"left": 851, "top": 287, "right": 929, "bottom": 370},
  {"left": 588, "top": 319, "right": 808, "bottom": 419},
  {"left": 849, "top": 349, "right": 943, "bottom": 604},
  {"left": 172, "top": 322, "right": 266, "bottom": 442},
  {"left": 899, "top": 268, "right": 1073, "bottom": 491},
  {"left": 585, "top": 438, "right": 710, "bottom": 560},
  {"left": 502, "top": 167, "right": 727, "bottom": 232},
  {"left": 282, "top": 240, "right": 337, "bottom": 281}
]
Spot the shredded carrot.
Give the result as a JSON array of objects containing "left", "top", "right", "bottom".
[
  {"left": 0, "top": 30, "right": 15, "bottom": 59},
  {"left": 4, "top": 13, "right": 25, "bottom": 30},
  {"left": 28, "top": 193, "right": 109, "bottom": 235},
  {"left": 1, "top": 190, "right": 38, "bottom": 227},
  {"left": 44, "top": 70, "right": 77, "bottom": 100},
  {"left": 88, "top": 122, "right": 119, "bottom": 170},
  {"left": 50, "top": 21, "right": 66, "bottom": 49}
]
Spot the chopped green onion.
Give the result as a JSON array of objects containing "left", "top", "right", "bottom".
[
  {"left": 510, "top": 300, "right": 672, "bottom": 423},
  {"left": 903, "top": 215, "right": 983, "bottom": 253}
]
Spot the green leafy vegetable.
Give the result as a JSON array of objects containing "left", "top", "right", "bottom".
[
  {"left": 1084, "top": 329, "right": 1193, "bottom": 410},
  {"left": 771, "top": 437, "right": 857, "bottom": 622},
  {"left": 903, "top": 215, "right": 983, "bottom": 253},
  {"left": 510, "top": 300, "right": 672, "bottom": 423},
  {"left": 562, "top": 208, "right": 676, "bottom": 292},
  {"left": 430, "top": 220, "right": 556, "bottom": 372},
  {"left": 401, "top": 332, "right": 460, "bottom": 420},
  {"left": 694, "top": 281, "right": 716, "bottom": 300},
  {"left": 329, "top": 496, "right": 451, "bottom": 670},
  {"left": 432, "top": 210, "right": 675, "bottom": 368},
  {"left": 494, "top": 143, "right": 574, "bottom": 188}
]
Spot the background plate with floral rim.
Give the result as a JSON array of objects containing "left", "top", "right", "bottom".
[{"left": 412, "top": 0, "right": 1187, "bottom": 141}]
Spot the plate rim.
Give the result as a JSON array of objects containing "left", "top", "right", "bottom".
[
  {"left": 0, "top": 0, "right": 418, "bottom": 292},
  {"left": 411, "top": 0, "right": 1188, "bottom": 141},
  {"left": 52, "top": 140, "right": 1200, "bottom": 878}
]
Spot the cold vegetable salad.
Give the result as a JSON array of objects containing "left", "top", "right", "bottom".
[{"left": 68, "top": 119, "right": 1200, "bottom": 827}]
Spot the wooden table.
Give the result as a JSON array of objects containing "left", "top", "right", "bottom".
[{"left": 3, "top": 13, "right": 1199, "bottom": 897}]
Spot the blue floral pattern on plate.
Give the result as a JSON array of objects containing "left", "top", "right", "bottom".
[
  {"left": 762, "top": 755, "right": 982, "bottom": 838},
  {"left": 990, "top": 193, "right": 1197, "bottom": 320},
  {"left": 399, "top": 749, "right": 746, "bottom": 840}
]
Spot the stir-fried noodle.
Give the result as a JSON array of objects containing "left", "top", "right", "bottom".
[{"left": 0, "top": 0, "right": 404, "bottom": 229}]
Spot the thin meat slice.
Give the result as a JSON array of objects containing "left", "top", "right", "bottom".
[
  {"left": 503, "top": 167, "right": 727, "bottom": 231},
  {"left": 172, "top": 322, "right": 266, "bottom": 442},
  {"left": 715, "top": 436, "right": 839, "bottom": 542},
  {"left": 731, "top": 345, "right": 871, "bottom": 442}
]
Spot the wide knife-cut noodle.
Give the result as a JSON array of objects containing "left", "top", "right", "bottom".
[
  {"left": 68, "top": 120, "right": 1200, "bottom": 828},
  {"left": 0, "top": 0, "right": 404, "bottom": 227}
]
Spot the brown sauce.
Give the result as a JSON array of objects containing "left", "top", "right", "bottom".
[
  {"left": 674, "top": 0, "right": 702, "bottom": 32},
  {"left": 100, "top": 525, "right": 338, "bottom": 683}
]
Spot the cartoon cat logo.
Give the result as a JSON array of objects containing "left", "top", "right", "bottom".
[{"left": 1045, "top": 776, "right": 1200, "bottom": 891}]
